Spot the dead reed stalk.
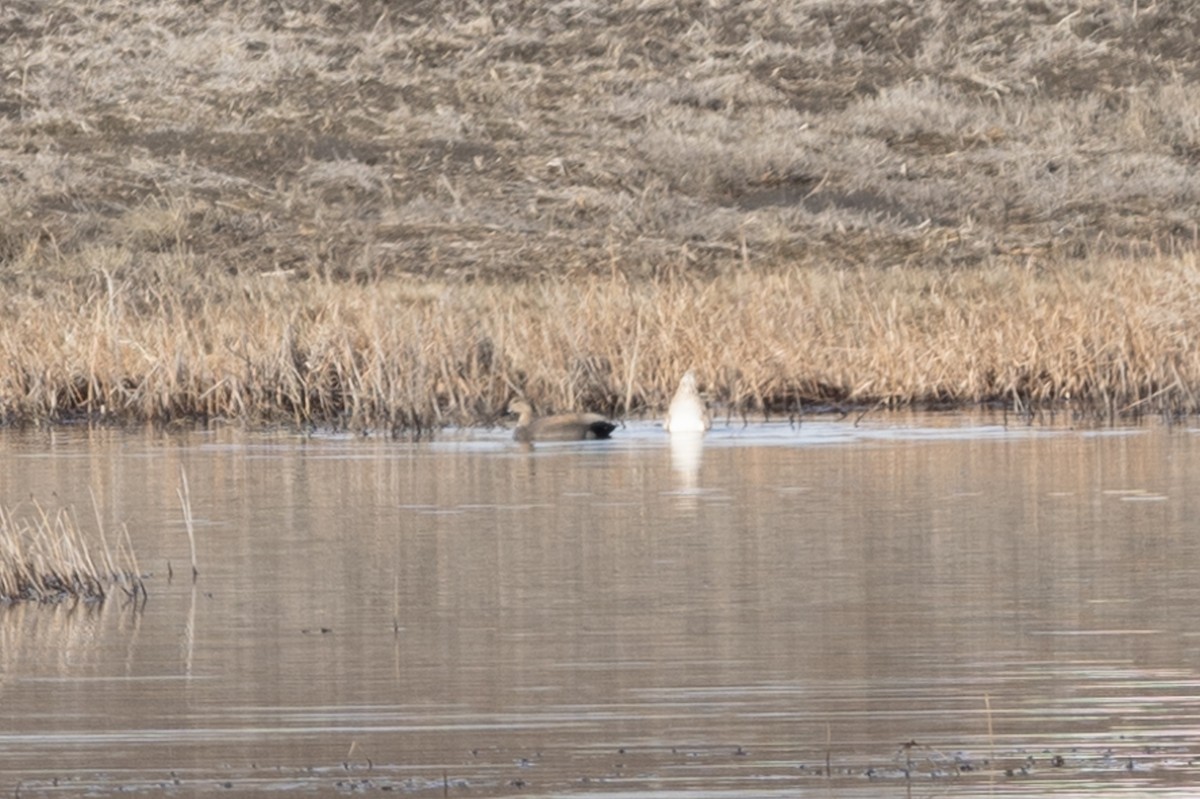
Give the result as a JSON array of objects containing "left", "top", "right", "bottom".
[{"left": 177, "top": 466, "right": 198, "bottom": 580}]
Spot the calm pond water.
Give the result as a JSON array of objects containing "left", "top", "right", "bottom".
[{"left": 2, "top": 415, "right": 1200, "bottom": 797}]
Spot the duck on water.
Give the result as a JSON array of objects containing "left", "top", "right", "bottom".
[{"left": 508, "top": 399, "right": 617, "bottom": 443}]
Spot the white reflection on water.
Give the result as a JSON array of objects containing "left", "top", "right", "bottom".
[{"left": 668, "top": 431, "right": 706, "bottom": 502}]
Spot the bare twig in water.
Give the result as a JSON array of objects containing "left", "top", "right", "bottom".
[
  {"left": 177, "top": 466, "right": 198, "bottom": 579},
  {"left": 120, "top": 522, "right": 147, "bottom": 602},
  {"left": 985, "top": 692, "right": 996, "bottom": 764},
  {"left": 825, "top": 722, "right": 832, "bottom": 778}
]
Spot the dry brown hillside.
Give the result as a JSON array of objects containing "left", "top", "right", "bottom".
[{"left": 4, "top": 1, "right": 1200, "bottom": 284}]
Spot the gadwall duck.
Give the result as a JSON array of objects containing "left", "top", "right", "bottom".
[
  {"left": 663, "top": 370, "right": 711, "bottom": 433},
  {"left": 508, "top": 399, "right": 617, "bottom": 443}
]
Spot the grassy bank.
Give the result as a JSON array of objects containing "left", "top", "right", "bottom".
[
  {"left": 1, "top": 253, "right": 1197, "bottom": 429},
  {"left": 3, "top": 2, "right": 1200, "bottom": 428}
]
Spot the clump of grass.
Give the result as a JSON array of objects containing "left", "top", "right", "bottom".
[{"left": 0, "top": 501, "right": 144, "bottom": 604}]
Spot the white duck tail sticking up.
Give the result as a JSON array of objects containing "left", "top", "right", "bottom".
[{"left": 663, "top": 370, "right": 711, "bottom": 434}]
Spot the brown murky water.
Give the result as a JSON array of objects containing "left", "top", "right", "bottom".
[{"left": 3, "top": 416, "right": 1200, "bottom": 797}]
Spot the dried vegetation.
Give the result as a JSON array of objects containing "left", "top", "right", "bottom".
[
  {"left": 2, "top": 1, "right": 1200, "bottom": 425},
  {"left": 0, "top": 500, "right": 144, "bottom": 604},
  {"left": 0, "top": 255, "right": 1195, "bottom": 428}
]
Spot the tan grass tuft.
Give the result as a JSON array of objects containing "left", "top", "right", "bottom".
[{"left": 0, "top": 500, "right": 144, "bottom": 604}]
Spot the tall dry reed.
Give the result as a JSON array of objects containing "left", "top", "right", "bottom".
[
  {"left": 0, "top": 253, "right": 1198, "bottom": 429},
  {"left": 0, "top": 500, "right": 144, "bottom": 603}
]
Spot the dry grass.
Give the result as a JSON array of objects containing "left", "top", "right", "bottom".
[
  {"left": 4, "top": 1, "right": 1200, "bottom": 281},
  {"left": 2, "top": 2, "right": 1200, "bottom": 426},
  {"left": 0, "top": 500, "right": 144, "bottom": 604},
  {"left": 0, "top": 253, "right": 1197, "bottom": 429}
]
